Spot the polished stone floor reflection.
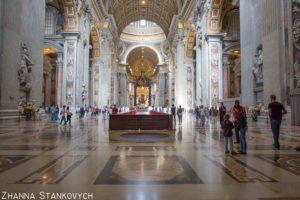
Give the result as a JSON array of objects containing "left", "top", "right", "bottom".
[{"left": 0, "top": 115, "right": 300, "bottom": 200}]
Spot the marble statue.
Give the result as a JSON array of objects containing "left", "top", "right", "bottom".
[
  {"left": 253, "top": 47, "right": 263, "bottom": 83},
  {"left": 18, "top": 43, "right": 33, "bottom": 91}
]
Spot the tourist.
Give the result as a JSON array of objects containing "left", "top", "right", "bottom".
[
  {"left": 79, "top": 106, "right": 85, "bottom": 118},
  {"left": 171, "top": 104, "right": 176, "bottom": 125},
  {"left": 232, "top": 100, "right": 241, "bottom": 144},
  {"left": 219, "top": 102, "right": 226, "bottom": 126},
  {"left": 195, "top": 106, "right": 200, "bottom": 120},
  {"left": 200, "top": 105, "right": 206, "bottom": 126},
  {"left": 66, "top": 106, "right": 73, "bottom": 125},
  {"left": 268, "top": 95, "right": 287, "bottom": 150},
  {"left": 234, "top": 100, "right": 248, "bottom": 154},
  {"left": 177, "top": 105, "right": 183, "bottom": 125},
  {"left": 112, "top": 104, "right": 118, "bottom": 115},
  {"left": 60, "top": 105, "right": 67, "bottom": 125},
  {"left": 212, "top": 106, "right": 218, "bottom": 124},
  {"left": 50, "top": 105, "right": 56, "bottom": 121},
  {"left": 222, "top": 114, "right": 236, "bottom": 155},
  {"left": 55, "top": 105, "right": 59, "bottom": 120}
]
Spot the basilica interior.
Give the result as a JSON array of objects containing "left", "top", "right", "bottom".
[{"left": 0, "top": 0, "right": 300, "bottom": 199}]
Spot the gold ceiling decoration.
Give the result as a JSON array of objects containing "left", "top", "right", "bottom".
[
  {"left": 129, "top": 58, "right": 156, "bottom": 78},
  {"left": 107, "top": 0, "right": 180, "bottom": 35},
  {"left": 127, "top": 47, "right": 159, "bottom": 86},
  {"left": 127, "top": 47, "right": 158, "bottom": 67}
]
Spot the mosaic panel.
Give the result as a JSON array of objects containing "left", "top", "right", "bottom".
[
  {"left": 205, "top": 155, "right": 277, "bottom": 183},
  {"left": 16, "top": 155, "right": 87, "bottom": 184},
  {"left": 0, "top": 155, "right": 34, "bottom": 173},
  {"left": 94, "top": 156, "right": 203, "bottom": 185},
  {"left": 255, "top": 154, "right": 300, "bottom": 176}
]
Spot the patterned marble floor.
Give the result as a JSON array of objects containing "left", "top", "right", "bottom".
[{"left": 0, "top": 114, "right": 300, "bottom": 200}]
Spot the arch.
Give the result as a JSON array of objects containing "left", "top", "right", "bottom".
[
  {"left": 107, "top": 0, "right": 179, "bottom": 35},
  {"left": 44, "top": 39, "right": 63, "bottom": 53},
  {"left": 122, "top": 44, "right": 164, "bottom": 65}
]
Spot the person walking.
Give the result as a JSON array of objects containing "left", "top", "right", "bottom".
[
  {"left": 219, "top": 102, "right": 226, "bottom": 126},
  {"left": 60, "top": 105, "right": 67, "bottom": 125},
  {"left": 66, "top": 107, "right": 73, "bottom": 125},
  {"left": 232, "top": 100, "right": 241, "bottom": 144},
  {"left": 195, "top": 106, "right": 200, "bottom": 120},
  {"left": 222, "top": 114, "right": 237, "bottom": 155},
  {"left": 171, "top": 104, "right": 176, "bottom": 125},
  {"left": 177, "top": 105, "right": 183, "bottom": 125},
  {"left": 235, "top": 101, "right": 248, "bottom": 154},
  {"left": 268, "top": 95, "right": 287, "bottom": 150},
  {"left": 200, "top": 105, "right": 206, "bottom": 126}
]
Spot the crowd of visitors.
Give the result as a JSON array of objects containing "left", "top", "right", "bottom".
[
  {"left": 170, "top": 94, "right": 287, "bottom": 154},
  {"left": 29, "top": 94, "right": 287, "bottom": 153}
]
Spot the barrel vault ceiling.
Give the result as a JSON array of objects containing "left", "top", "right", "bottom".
[{"left": 105, "top": 0, "right": 184, "bottom": 35}]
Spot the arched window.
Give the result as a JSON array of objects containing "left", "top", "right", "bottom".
[{"left": 45, "top": 6, "right": 58, "bottom": 35}]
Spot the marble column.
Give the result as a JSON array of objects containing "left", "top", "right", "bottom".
[
  {"left": 195, "top": 32, "right": 203, "bottom": 105},
  {"left": 158, "top": 72, "right": 166, "bottom": 106},
  {"left": 148, "top": 86, "right": 152, "bottom": 106},
  {"left": 62, "top": 33, "right": 78, "bottom": 109},
  {"left": 90, "top": 58, "right": 101, "bottom": 107},
  {"left": 167, "top": 72, "right": 173, "bottom": 107},
  {"left": 207, "top": 34, "right": 223, "bottom": 107},
  {"left": 98, "top": 30, "right": 111, "bottom": 107},
  {"left": 175, "top": 36, "right": 188, "bottom": 108},
  {"left": 186, "top": 60, "right": 195, "bottom": 108},
  {"left": 134, "top": 84, "right": 137, "bottom": 106},
  {"left": 44, "top": 72, "right": 51, "bottom": 107},
  {"left": 55, "top": 53, "right": 63, "bottom": 107}
]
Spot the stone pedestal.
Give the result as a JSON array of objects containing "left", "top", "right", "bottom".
[{"left": 290, "top": 88, "right": 300, "bottom": 126}]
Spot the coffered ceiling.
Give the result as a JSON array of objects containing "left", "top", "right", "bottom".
[{"left": 107, "top": 0, "right": 181, "bottom": 35}]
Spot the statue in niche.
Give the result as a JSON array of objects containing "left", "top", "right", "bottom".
[
  {"left": 18, "top": 43, "right": 34, "bottom": 91},
  {"left": 253, "top": 45, "right": 263, "bottom": 84}
]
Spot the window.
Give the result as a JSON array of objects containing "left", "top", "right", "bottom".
[{"left": 45, "top": 6, "right": 58, "bottom": 35}]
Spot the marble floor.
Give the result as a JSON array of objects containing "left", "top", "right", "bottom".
[{"left": 0, "top": 114, "right": 300, "bottom": 200}]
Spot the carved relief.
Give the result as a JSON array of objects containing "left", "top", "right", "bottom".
[
  {"left": 66, "top": 41, "right": 76, "bottom": 105},
  {"left": 18, "top": 43, "right": 34, "bottom": 92},
  {"left": 292, "top": 1, "right": 300, "bottom": 88}
]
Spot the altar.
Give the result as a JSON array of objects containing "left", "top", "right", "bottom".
[
  {"left": 109, "top": 108, "right": 175, "bottom": 142},
  {"left": 109, "top": 109, "right": 173, "bottom": 130}
]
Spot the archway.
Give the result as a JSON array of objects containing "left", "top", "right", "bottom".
[
  {"left": 43, "top": 45, "right": 59, "bottom": 107},
  {"left": 126, "top": 46, "right": 160, "bottom": 106}
]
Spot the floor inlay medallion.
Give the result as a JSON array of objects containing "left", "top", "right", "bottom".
[
  {"left": 15, "top": 155, "right": 87, "bottom": 184},
  {"left": 255, "top": 154, "right": 300, "bottom": 176},
  {"left": 0, "top": 155, "right": 34, "bottom": 173},
  {"left": 205, "top": 155, "right": 277, "bottom": 183},
  {"left": 94, "top": 155, "right": 203, "bottom": 185}
]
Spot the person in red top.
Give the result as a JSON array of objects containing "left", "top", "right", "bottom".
[{"left": 112, "top": 104, "right": 118, "bottom": 115}]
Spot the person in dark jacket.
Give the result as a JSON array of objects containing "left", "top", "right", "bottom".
[
  {"left": 222, "top": 114, "right": 237, "bottom": 155},
  {"left": 268, "top": 95, "right": 287, "bottom": 150}
]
